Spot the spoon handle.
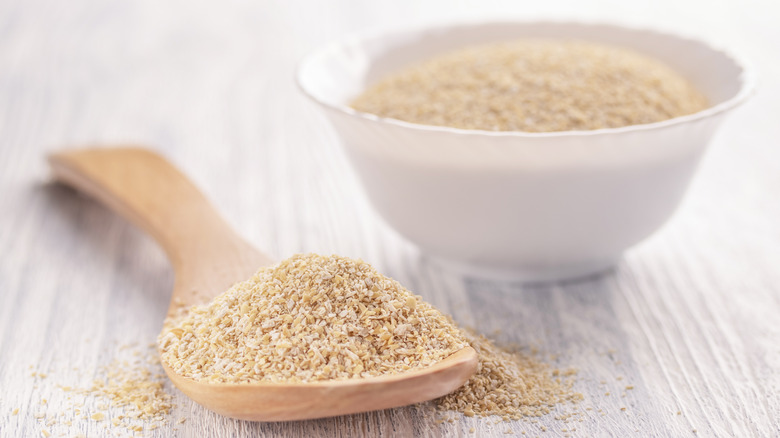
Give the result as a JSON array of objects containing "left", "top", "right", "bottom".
[{"left": 49, "top": 147, "right": 273, "bottom": 310}]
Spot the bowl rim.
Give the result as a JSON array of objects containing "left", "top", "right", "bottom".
[{"left": 296, "top": 19, "right": 756, "bottom": 139}]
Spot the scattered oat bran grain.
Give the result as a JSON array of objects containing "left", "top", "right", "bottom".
[
  {"left": 159, "top": 252, "right": 582, "bottom": 423},
  {"left": 84, "top": 355, "right": 173, "bottom": 423},
  {"left": 435, "top": 329, "right": 583, "bottom": 420},
  {"left": 351, "top": 39, "right": 708, "bottom": 132},
  {"left": 43, "top": 344, "right": 175, "bottom": 435},
  {"left": 159, "top": 253, "right": 468, "bottom": 383}
]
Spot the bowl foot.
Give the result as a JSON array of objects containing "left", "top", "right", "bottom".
[{"left": 426, "top": 255, "right": 619, "bottom": 283}]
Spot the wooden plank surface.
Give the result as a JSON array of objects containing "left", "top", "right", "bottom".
[{"left": 1, "top": 0, "right": 778, "bottom": 436}]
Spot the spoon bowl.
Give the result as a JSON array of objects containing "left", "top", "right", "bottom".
[{"left": 48, "top": 147, "right": 477, "bottom": 421}]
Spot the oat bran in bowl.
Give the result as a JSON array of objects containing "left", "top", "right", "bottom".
[
  {"left": 350, "top": 39, "right": 709, "bottom": 133},
  {"left": 297, "top": 21, "right": 753, "bottom": 281}
]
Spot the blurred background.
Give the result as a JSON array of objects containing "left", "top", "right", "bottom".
[
  {"left": 1, "top": 0, "right": 776, "bottom": 261},
  {"left": 1, "top": 1, "right": 778, "bottom": 437}
]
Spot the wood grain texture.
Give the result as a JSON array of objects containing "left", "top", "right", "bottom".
[
  {"left": 1, "top": 0, "right": 778, "bottom": 437},
  {"left": 49, "top": 148, "right": 274, "bottom": 312}
]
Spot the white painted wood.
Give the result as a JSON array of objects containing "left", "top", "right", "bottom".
[{"left": 1, "top": 0, "right": 778, "bottom": 436}]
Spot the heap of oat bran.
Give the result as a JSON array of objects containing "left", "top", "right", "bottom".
[
  {"left": 158, "top": 253, "right": 582, "bottom": 421},
  {"left": 158, "top": 254, "right": 467, "bottom": 383}
]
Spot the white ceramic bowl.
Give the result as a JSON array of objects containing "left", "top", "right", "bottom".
[{"left": 297, "top": 21, "right": 753, "bottom": 281}]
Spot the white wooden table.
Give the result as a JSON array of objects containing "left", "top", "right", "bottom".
[{"left": 1, "top": 1, "right": 778, "bottom": 436}]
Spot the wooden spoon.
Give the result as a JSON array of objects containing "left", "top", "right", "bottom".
[{"left": 48, "top": 147, "right": 478, "bottom": 422}]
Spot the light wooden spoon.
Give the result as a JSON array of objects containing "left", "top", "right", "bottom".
[{"left": 48, "top": 147, "right": 478, "bottom": 422}]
